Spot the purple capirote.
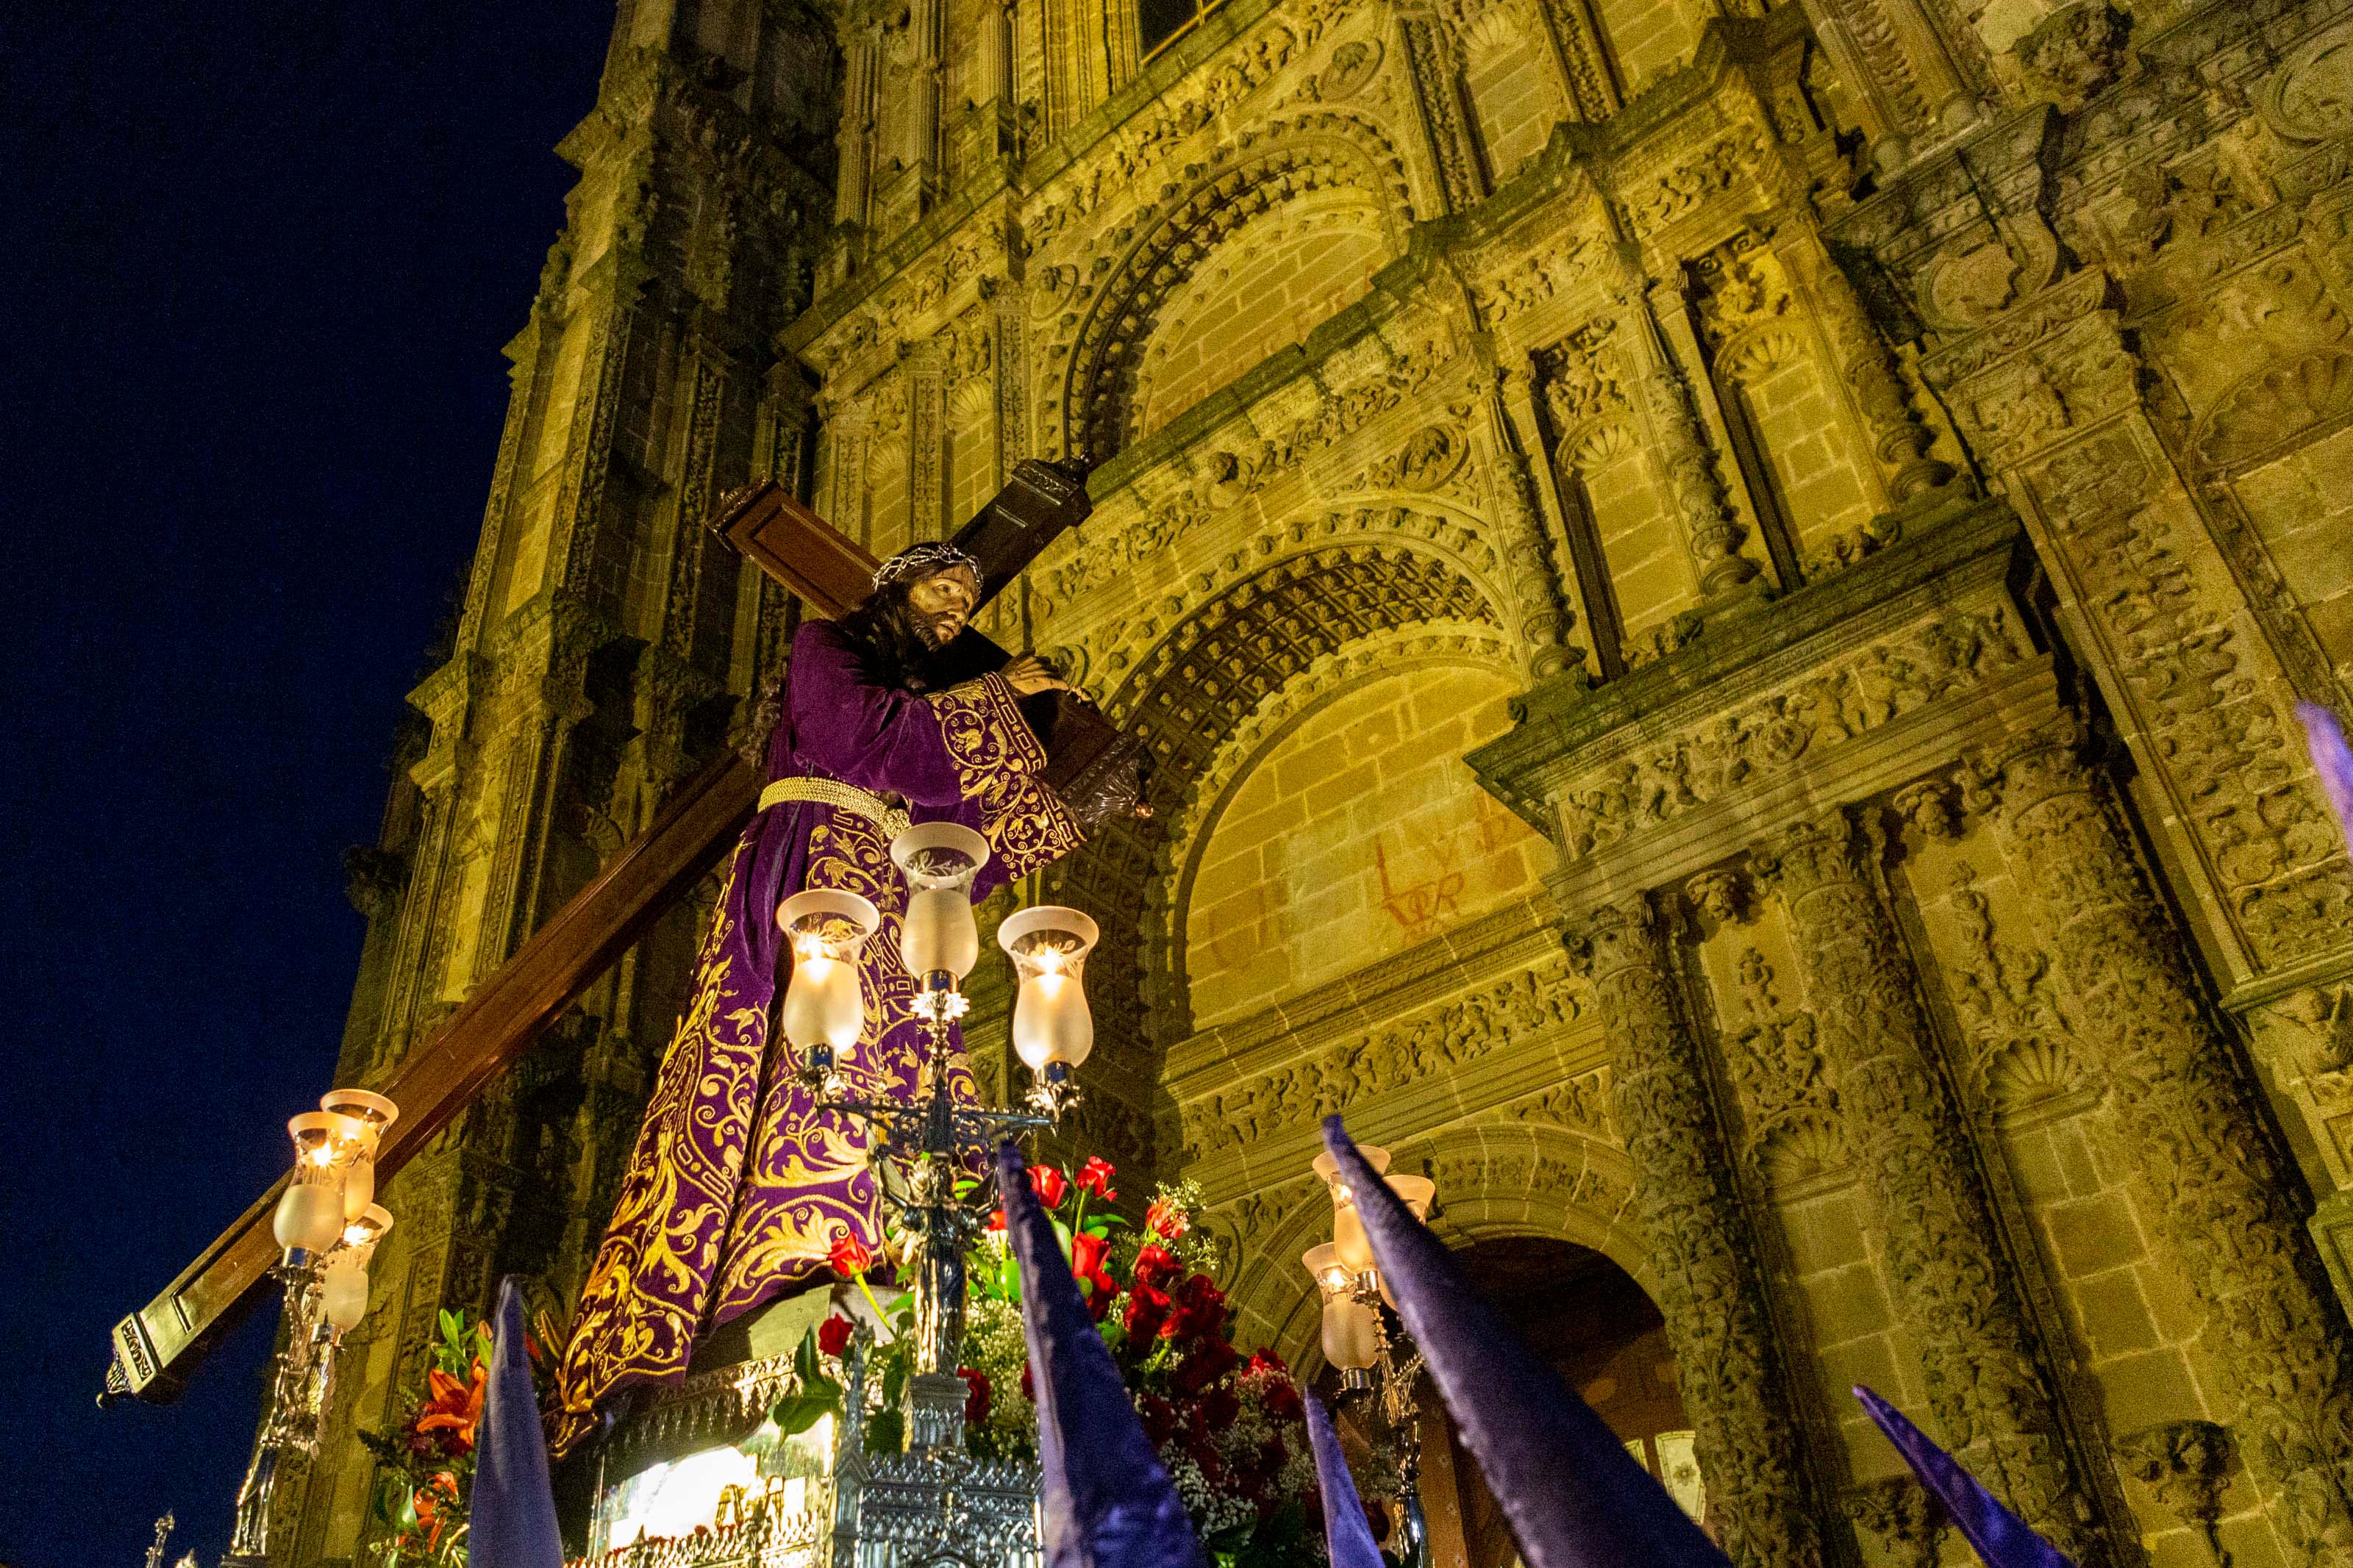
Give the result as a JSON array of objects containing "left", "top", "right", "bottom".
[
  {"left": 1853, "top": 1386, "right": 2075, "bottom": 1568},
  {"left": 2297, "top": 701, "right": 2353, "bottom": 855},
  {"left": 998, "top": 1142, "right": 1207, "bottom": 1568},
  {"left": 1320, "top": 1115, "right": 1732, "bottom": 1568},
  {"left": 1303, "top": 1392, "right": 1385, "bottom": 1568},
  {"left": 471, "top": 1276, "right": 565, "bottom": 1568}
]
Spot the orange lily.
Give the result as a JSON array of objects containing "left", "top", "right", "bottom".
[
  {"left": 413, "top": 1470, "right": 461, "bottom": 1551},
  {"left": 414, "top": 1360, "right": 488, "bottom": 1455}
]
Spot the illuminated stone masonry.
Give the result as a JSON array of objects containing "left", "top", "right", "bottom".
[{"left": 298, "top": 0, "right": 2353, "bottom": 1564}]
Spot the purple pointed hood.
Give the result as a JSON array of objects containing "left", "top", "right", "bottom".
[
  {"left": 2298, "top": 702, "right": 2353, "bottom": 853},
  {"left": 999, "top": 1142, "right": 1206, "bottom": 1568},
  {"left": 1854, "top": 1386, "right": 2074, "bottom": 1568},
  {"left": 1304, "top": 1392, "right": 1385, "bottom": 1568},
  {"left": 471, "top": 1276, "right": 565, "bottom": 1568},
  {"left": 1321, "top": 1116, "right": 1729, "bottom": 1568}
]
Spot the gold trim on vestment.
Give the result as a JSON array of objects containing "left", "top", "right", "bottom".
[{"left": 757, "top": 776, "right": 913, "bottom": 839}]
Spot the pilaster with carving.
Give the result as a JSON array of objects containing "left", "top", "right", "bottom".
[
  {"left": 907, "top": 336, "right": 949, "bottom": 543},
  {"left": 1973, "top": 721, "right": 2353, "bottom": 1559},
  {"left": 1756, "top": 809, "right": 2109, "bottom": 1565},
  {"left": 1399, "top": 7, "right": 1484, "bottom": 214},
  {"left": 1564, "top": 898, "right": 1827, "bottom": 1568}
]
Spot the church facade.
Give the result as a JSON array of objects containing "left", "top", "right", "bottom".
[{"left": 288, "top": 0, "right": 2353, "bottom": 1562}]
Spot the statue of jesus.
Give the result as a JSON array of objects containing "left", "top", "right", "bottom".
[{"left": 550, "top": 542, "right": 1083, "bottom": 1454}]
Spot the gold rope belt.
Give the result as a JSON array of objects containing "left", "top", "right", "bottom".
[{"left": 757, "top": 776, "right": 912, "bottom": 839}]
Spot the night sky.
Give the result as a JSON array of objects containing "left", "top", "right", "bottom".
[{"left": 2, "top": 3, "right": 618, "bottom": 1561}]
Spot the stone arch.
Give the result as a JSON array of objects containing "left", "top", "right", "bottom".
[
  {"left": 1053, "top": 498, "right": 1521, "bottom": 695},
  {"left": 1039, "top": 534, "right": 1510, "bottom": 1073},
  {"left": 1050, "top": 112, "right": 1417, "bottom": 466},
  {"left": 1163, "top": 631, "right": 1526, "bottom": 1030},
  {"left": 1129, "top": 185, "right": 1393, "bottom": 440},
  {"left": 1215, "top": 1123, "right": 1654, "bottom": 1370}
]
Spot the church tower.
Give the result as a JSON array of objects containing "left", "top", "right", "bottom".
[{"left": 287, "top": 0, "right": 2353, "bottom": 1563}]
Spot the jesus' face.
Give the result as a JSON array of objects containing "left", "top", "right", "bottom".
[{"left": 905, "top": 564, "right": 981, "bottom": 648}]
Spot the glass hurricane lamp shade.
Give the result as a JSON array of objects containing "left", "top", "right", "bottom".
[
  {"left": 1308, "top": 1145, "right": 1434, "bottom": 1298},
  {"left": 777, "top": 889, "right": 883, "bottom": 1066},
  {"left": 890, "top": 823, "right": 990, "bottom": 979},
  {"left": 318, "top": 1088, "right": 398, "bottom": 1220},
  {"left": 318, "top": 1206, "right": 395, "bottom": 1333},
  {"left": 272, "top": 1111, "right": 366, "bottom": 1257},
  {"left": 1313, "top": 1144, "right": 1393, "bottom": 1272},
  {"left": 997, "top": 906, "right": 1099, "bottom": 1073},
  {"left": 1304, "top": 1243, "right": 1380, "bottom": 1373}
]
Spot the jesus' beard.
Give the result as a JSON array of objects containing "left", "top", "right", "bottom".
[{"left": 838, "top": 584, "right": 954, "bottom": 693}]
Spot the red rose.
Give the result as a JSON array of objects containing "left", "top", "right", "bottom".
[
  {"left": 957, "top": 1366, "right": 993, "bottom": 1427},
  {"left": 827, "top": 1231, "right": 875, "bottom": 1278},
  {"left": 1171, "top": 1338, "right": 1239, "bottom": 1395},
  {"left": 1074, "top": 1156, "right": 1117, "bottom": 1201},
  {"left": 1261, "top": 1375, "right": 1304, "bottom": 1424},
  {"left": 1132, "top": 1243, "right": 1181, "bottom": 1291},
  {"left": 1245, "top": 1347, "right": 1288, "bottom": 1377},
  {"left": 817, "top": 1316, "right": 854, "bottom": 1357},
  {"left": 1138, "top": 1393, "right": 1181, "bottom": 1447},
  {"left": 985, "top": 1209, "right": 1006, "bottom": 1232},
  {"left": 1021, "top": 1361, "right": 1035, "bottom": 1402},
  {"left": 1029, "top": 1165, "right": 1070, "bottom": 1209},
  {"left": 1144, "top": 1195, "right": 1190, "bottom": 1239},
  {"left": 1161, "top": 1274, "right": 1227, "bottom": 1343},
  {"left": 1197, "top": 1386, "right": 1240, "bottom": 1432},
  {"left": 1071, "top": 1232, "right": 1118, "bottom": 1318},
  {"left": 1121, "top": 1282, "right": 1172, "bottom": 1341}
]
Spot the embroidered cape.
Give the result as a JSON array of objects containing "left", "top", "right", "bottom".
[{"left": 550, "top": 620, "right": 1083, "bottom": 1454}]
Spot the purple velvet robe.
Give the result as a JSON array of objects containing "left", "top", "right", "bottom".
[{"left": 551, "top": 620, "right": 1084, "bottom": 1454}]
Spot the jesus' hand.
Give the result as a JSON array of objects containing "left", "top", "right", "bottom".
[{"left": 1001, "top": 655, "right": 1071, "bottom": 696}]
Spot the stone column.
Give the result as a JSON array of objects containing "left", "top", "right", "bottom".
[
  {"left": 835, "top": 27, "right": 876, "bottom": 226},
  {"left": 992, "top": 284, "right": 1029, "bottom": 471},
  {"left": 1791, "top": 0, "right": 1984, "bottom": 169},
  {"left": 907, "top": 337, "right": 949, "bottom": 543},
  {"left": 905, "top": 0, "right": 944, "bottom": 201},
  {"left": 975, "top": 0, "right": 1011, "bottom": 104},
  {"left": 1974, "top": 723, "right": 2353, "bottom": 1561},
  {"left": 1768, "top": 225, "right": 1953, "bottom": 504},
  {"left": 1635, "top": 279, "right": 1762, "bottom": 601},
  {"left": 1472, "top": 366, "right": 1577, "bottom": 681},
  {"left": 1565, "top": 897, "right": 1826, "bottom": 1568},
  {"left": 1757, "top": 809, "right": 2107, "bottom": 1565}
]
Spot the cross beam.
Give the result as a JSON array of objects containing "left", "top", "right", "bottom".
[{"left": 105, "top": 467, "right": 1089, "bottom": 1403}]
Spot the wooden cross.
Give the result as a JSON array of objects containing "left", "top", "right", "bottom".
[{"left": 105, "top": 466, "right": 1091, "bottom": 1403}]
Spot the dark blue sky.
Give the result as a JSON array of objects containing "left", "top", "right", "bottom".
[{"left": 1, "top": 2, "right": 615, "bottom": 1561}]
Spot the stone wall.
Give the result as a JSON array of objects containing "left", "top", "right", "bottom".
[{"left": 299, "top": 0, "right": 2353, "bottom": 1564}]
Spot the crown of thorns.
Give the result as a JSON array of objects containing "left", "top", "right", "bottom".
[{"left": 871, "top": 542, "right": 984, "bottom": 593}]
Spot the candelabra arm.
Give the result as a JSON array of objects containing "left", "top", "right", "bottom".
[{"left": 223, "top": 1267, "right": 317, "bottom": 1566}]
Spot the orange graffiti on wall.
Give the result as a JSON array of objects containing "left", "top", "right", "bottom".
[{"left": 1377, "top": 792, "right": 1528, "bottom": 944}]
